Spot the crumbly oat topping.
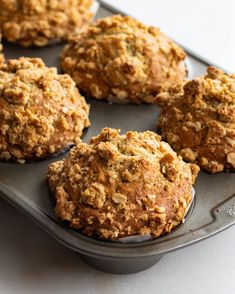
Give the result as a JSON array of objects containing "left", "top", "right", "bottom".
[
  {"left": 0, "top": 57, "right": 90, "bottom": 163},
  {"left": 157, "top": 66, "right": 235, "bottom": 173},
  {"left": 61, "top": 15, "right": 187, "bottom": 104},
  {"left": 0, "top": 0, "right": 93, "bottom": 47},
  {"left": 47, "top": 128, "right": 199, "bottom": 240}
]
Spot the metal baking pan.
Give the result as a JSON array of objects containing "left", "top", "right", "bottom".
[{"left": 0, "top": 2, "right": 235, "bottom": 275}]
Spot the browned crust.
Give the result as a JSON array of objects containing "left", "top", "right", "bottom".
[
  {"left": 0, "top": 0, "right": 93, "bottom": 47},
  {"left": 157, "top": 66, "right": 235, "bottom": 173},
  {"left": 0, "top": 57, "right": 90, "bottom": 163},
  {"left": 48, "top": 128, "right": 199, "bottom": 240},
  {"left": 61, "top": 15, "right": 187, "bottom": 104}
]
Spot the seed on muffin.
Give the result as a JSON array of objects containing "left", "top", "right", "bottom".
[
  {"left": 0, "top": 57, "right": 90, "bottom": 163},
  {"left": 61, "top": 15, "right": 187, "bottom": 104},
  {"left": 156, "top": 66, "right": 235, "bottom": 173},
  {"left": 47, "top": 128, "right": 199, "bottom": 240},
  {"left": 0, "top": 0, "right": 93, "bottom": 47}
]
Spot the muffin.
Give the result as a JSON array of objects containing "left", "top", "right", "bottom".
[
  {"left": 0, "top": 32, "right": 4, "bottom": 64},
  {"left": 156, "top": 66, "right": 235, "bottom": 173},
  {"left": 48, "top": 128, "right": 199, "bottom": 240},
  {"left": 0, "top": 0, "right": 93, "bottom": 47},
  {"left": 61, "top": 15, "right": 187, "bottom": 104},
  {"left": 0, "top": 57, "right": 90, "bottom": 163}
]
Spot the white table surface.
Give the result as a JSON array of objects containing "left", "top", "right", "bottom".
[
  {"left": 1, "top": 1, "right": 235, "bottom": 293},
  {"left": 0, "top": 198, "right": 235, "bottom": 294}
]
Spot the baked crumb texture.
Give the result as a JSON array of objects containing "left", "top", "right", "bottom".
[
  {"left": 0, "top": 57, "right": 90, "bottom": 163},
  {"left": 157, "top": 66, "right": 235, "bottom": 174},
  {"left": 48, "top": 128, "right": 199, "bottom": 240},
  {"left": 61, "top": 15, "right": 187, "bottom": 104},
  {"left": 0, "top": 0, "right": 93, "bottom": 47}
]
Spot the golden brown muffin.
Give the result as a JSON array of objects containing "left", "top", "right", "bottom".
[
  {"left": 157, "top": 66, "right": 235, "bottom": 174},
  {"left": 61, "top": 15, "right": 187, "bottom": 104},
  {"left": 0, "top": 57, "right": 90, "bottom": 163},
  {"left": 0, "top": 32, "right": 4, "bottom": 63},
  {"left": 48, "top": 128, "right": 199, "bottom": 240},
  {"left": 0, "top": 0, "right": 93, "bottom": 47}
]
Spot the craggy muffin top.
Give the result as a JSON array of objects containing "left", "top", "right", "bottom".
[
  {"left": 61, "top": 15, "right": 187, "bottom": 104},
  {"left": 0, "top": 0, "right": 93, "bottom": 47},
  {"left": 157, "top": 66, "right": 235, "bottom": 173},
  {"left": 48, "top": 128, "right": 199, "bottom": 240},
  {"left": 0, "top": 57, "right": 90, "bottom": 163}
]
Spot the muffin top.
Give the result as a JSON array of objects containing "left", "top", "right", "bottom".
[
  {"left": 157, "top": 66, "right": 235, "bottom": 173},
  {"left": 48, "top": 128, "right": 199, "bottom": 240},
  {"left": 0, "top": 57, "right": 90, "bottom": 163},
  {"left": 0, "top": 0, "right": 93, "bottom": 47},
  {"left": 61, "top": 15, "right": 187, "bottom": 104}
]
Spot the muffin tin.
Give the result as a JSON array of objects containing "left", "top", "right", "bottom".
[{"left": 0, "top": 2, "right": 235, "bottom": 274}]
